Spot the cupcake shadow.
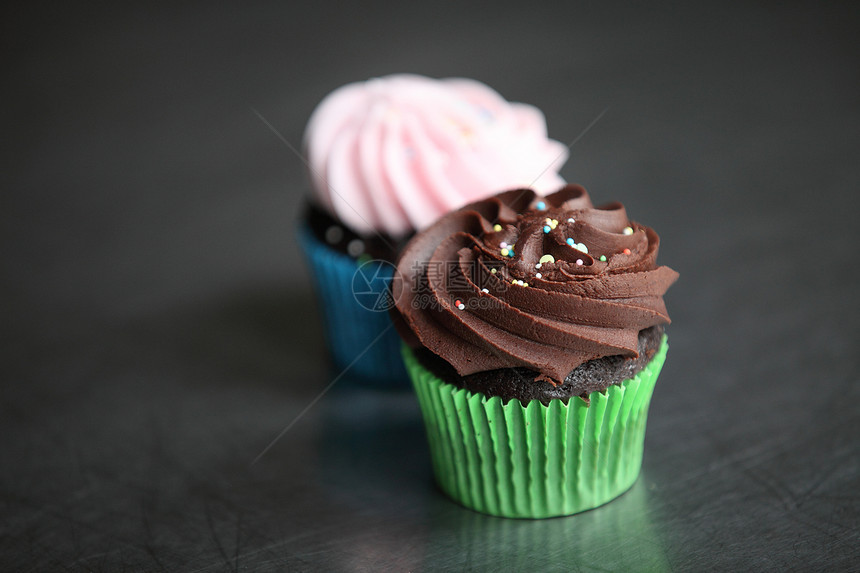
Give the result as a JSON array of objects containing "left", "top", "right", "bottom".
[{"left": 316, "top": 389, "right": 431, "bottom": 507}]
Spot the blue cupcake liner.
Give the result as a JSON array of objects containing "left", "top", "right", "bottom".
[{"left": 297, "top": 224, "right": 408, "bottom": 388}]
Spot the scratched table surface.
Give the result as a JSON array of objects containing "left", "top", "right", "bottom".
[{"left": 3, "top": 2, "right": 858, "bottom": 571}]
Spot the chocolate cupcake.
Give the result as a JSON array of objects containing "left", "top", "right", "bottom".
[
  {"left": 298, "top": 74, "right": 567, "bottom": 387},
  {"left": 392, "top": 185, "right": 678, "bottom": 517}
]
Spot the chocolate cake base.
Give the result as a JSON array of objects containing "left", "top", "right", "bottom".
[{"left": 413, "top": 325, "right": 665, "bottom": 405}]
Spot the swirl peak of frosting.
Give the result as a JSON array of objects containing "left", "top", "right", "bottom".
[
  {"left": 304, "top": 74, "right": 567, "bottom": 238},
  {"left": 392, "top": 185, "right": 678, "bottom": 383}
]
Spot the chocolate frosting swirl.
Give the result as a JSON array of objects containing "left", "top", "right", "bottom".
[{"left": 392, "top": 185, "right": 678, "bottom": 383}]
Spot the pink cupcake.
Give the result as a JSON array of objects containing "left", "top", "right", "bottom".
[{"left": 299, "top": 74, "right": 567, "bottom": 386}]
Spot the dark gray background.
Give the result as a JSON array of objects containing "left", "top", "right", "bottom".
[{"left": 3, "top": 1, "right": 859, "bottom": 571}]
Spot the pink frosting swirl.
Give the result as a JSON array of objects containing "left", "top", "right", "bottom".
[{"left": 304, "top": 74, "right": 568, "bottom": 238}]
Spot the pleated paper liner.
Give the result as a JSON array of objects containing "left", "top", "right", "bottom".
[
  {"left": 298, "top": 225, "right": 408, "bottom": 388},
  {"left": 403, "top": 336, "right": 668, "bottom": 518}
]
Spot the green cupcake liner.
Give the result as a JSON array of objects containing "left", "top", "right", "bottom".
[{"left": 403, "top": 336, "right": 668, "bottom": 518}]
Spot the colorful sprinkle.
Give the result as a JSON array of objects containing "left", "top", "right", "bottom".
[
  {"left": 599, "top": 255, "right": 607, "bottom": 262},
  {"left": 535, "top": 272, "right": 542, "bottom": 279},
  {"left": 491, "top": 268, "right": 497, "bottom": 274},
  {"left": 455, "top": 299, "right": 465, "bottom": 310},
  {"left": 543, "top": 225, "right": 551, "bottom": 234},
  {"left": 623, "top": 248, "right": 631, "bottom": 255},
  {"left": 576, "top": 259, "right": 583, "bottom": 266},
  {"left": 536, "top": 201, "right": 546, "bottom": 210},
  {"left": 500, "top": 241, "right": 508, "bottom": 248},
  {"left": 493, "top": 224, "right": 502, "bottom": 232},
  {"left": 523, "top": 282, "right": 528, "bottom": 287},
  {"left": 539, "top": 254, "right": 555, "bottom": 264},
  {"left": 566, "top": 237, "right": 574, "bottom": 246},
  {"left": 572, "top": 242, "right": 588, "bottom": 254},
  {"left": 500, "top": 248, "right": 510, "bottom": 257},
  {"left": 623, "top": 226, "right": 634, "bottom": 235}
]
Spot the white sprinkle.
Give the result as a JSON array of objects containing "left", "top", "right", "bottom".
[
  {"left": 576, "top": 259, "right": 583, "bottom": 266},
  {"left": 481, "top": 288, "right": 489, "bottom": 293},
  {"left": 325, "top": 225, "right": 343, "bottom": 244},
  {"left": 457, "top": 303, "right": 465, "bottom": 310},
  {"left": 567, "top": 218, "right": 575, "bottom": 224},
  {"left": 535, "top": 272, "right": 542, "bottom": 279},
  {"left": 535, "top": 263, "right": 542, "bottom": 269},
  {"left": 623, "top": 226, "right": 634, "bottom": 235},
  {"left": 347, "top": 239, "right": 364, "bottom": 257}
]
